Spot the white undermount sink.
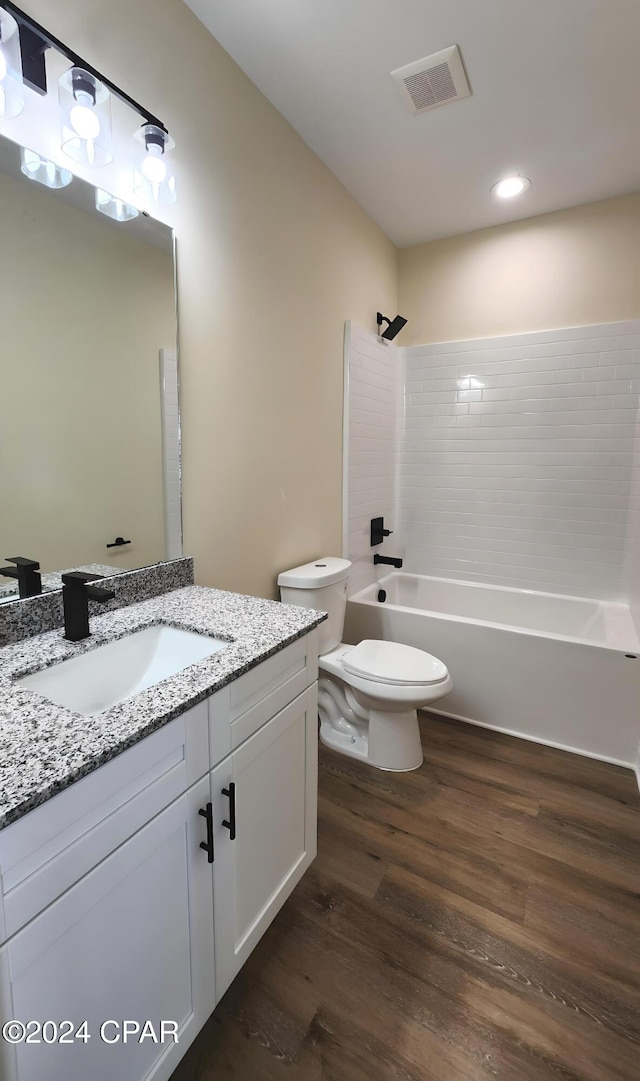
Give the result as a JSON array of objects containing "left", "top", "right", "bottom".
[{"left": 17, "top": 625, "right": 229, "bottom": 717}]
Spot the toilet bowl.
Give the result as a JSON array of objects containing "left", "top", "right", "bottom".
[{"left": 277, "top": 557, "right": 452, "bottom": 772}]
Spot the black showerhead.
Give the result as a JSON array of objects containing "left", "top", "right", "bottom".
[{"left": 377, "top": 312, "right": 408, "bottom": 341}]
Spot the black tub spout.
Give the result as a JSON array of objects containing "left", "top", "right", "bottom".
[{"left": 373, "top": 554, "right": 403, "bottom": 569}]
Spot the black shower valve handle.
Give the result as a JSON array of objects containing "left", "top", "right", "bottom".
[{"left": 370, "top": 516, "right": 393, "bottom": 547}]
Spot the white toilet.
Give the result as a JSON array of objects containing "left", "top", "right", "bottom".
[{"left": 278, "top": 557, "right": 452, "bottom": 771}]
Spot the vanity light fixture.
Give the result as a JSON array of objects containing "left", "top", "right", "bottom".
[
  {"left": 0, "top": 7, "right": 24, "bottom": 118},
  {"left": 59, "top": 67, "right": 112, "bottom": 168},
  {"left": 95, "top": 188, "right": 139, "bottom": 222},
  {"left": 491, "top": 175, "right": 531, "bottom": 199},
  {"left": 132, "top": 124, "right": 177, "bottom": 207},
  {"left": 0, "top": 2, "right": 177, "bottom": 204},
  {"left": 20, "top": 146, "right": 72, "bottom": 188}
]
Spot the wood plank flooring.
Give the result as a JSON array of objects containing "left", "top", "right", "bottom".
[{"left": 171, "top": 713, "right": 640, "bottom": 1081}]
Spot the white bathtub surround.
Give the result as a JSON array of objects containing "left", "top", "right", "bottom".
[
  {"left": 343, "top": 322, "right": 403, "bottom": 595},
  {"left": 623, "top": 407, "right": 640, "bottom": 633},
  {"left": 345, "top": 572, "right": 640, "bottom": 768},
  {"left": 401, "top": 321, "right": 640, "bottom": 600}
]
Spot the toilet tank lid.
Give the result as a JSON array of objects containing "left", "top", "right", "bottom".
[{"left": 278, "top": 557, "right": 352, "bottom": 589}]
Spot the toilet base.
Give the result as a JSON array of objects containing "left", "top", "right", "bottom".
[
  {"left": 319, "top": 715, "right": 423, "bottom": 771},
  {"left": 318, "top": 675, "right": 424, "bottom": 772}
]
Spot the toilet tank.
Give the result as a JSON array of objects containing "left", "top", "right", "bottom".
[{"left": 277, "top": 557, "right": 351, "bottom": 654}]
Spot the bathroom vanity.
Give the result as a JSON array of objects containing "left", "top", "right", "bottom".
[{"left": 0, "top": 584, "right": 324, "bottom": 1081}]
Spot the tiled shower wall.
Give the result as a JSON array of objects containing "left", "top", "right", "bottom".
[
  {"left": 344, "top": 323, "right": 402, "bottom": 595},
  {"left": 400, "top": 322, "right": 640, "bottom": 599}
]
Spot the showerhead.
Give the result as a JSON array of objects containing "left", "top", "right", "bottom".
[{"left": 376, "top": 312, "right": 408, "bottom": 341}]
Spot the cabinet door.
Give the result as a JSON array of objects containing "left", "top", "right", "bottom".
[
  {"left": 212, "top": 685, "right": 318, "bottom": 1000},
  {"left": 3, "top": 778, "right": 215, "bottom": 1081}
]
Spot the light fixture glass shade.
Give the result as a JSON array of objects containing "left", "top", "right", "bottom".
[
  {"left": 132, "top": 124, "right": 177, "bottom": 207},
  {"left": 0, "top": 9, "right": 25, "bottom": 120},
  {"left": 20, "top": 147, "right": 73, "bottom": 189},
  {"left": 95, "top": 188, "right": 139, "bottom": 222},
  {"left": 59, "top": 67, "right": 113, "bottom": 167}
]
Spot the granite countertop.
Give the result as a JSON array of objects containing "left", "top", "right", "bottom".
[{"left": 0, "top": 585, "right": 326, "bottom": 831}]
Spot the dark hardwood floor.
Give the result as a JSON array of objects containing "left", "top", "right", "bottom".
[{"left": 172, "top": 713, "right": 640, "bottom": 1081}]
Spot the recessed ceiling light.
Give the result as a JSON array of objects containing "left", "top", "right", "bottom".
[{"left": 491, "top": 176, "right": 531, "bottom": 199}]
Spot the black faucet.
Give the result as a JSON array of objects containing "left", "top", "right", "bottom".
[
  {"left": 62, "top": 572, "right": 115, "bottom": 641},
  {"left": 373, "top": 554, "right": 403, "bottom": 569},
  {"left": 0, "top": 556, "right": 42, "bottom": 598}
]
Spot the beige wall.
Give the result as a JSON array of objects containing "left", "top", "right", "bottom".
[
  {"left": 0, "top": 169, "right": 175, "bottom": 574},
  {"left": 398, "top": 192, "right": 640, "bottom": 346},
  {"left": 22, "top": 0, "right": 397, "bottom": 599},
  {"left": 24, "top": 4, "right": 634, "bottom": 599}
]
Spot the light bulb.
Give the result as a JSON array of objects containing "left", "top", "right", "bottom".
[
  {"left": 133, "top": 124, "right": 177, "bottom": 206},
  {"left": 69, "top": 102, "right": 101, "bottom": 141},
  {"left": 0, "top": 49, "right": 7, "bottom": 82},
  {"left": 59, "top": 67, "right": 112, "bottom": 166},
  {"left": 142, "top": 150, "right": 167, "bottom": 184},
  {"left": 491, "top": 176, "right": 531, "bottom": 199}
]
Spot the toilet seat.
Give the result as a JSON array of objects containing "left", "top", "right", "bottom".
[{"left": 343, "top": 639, "right": 448, "bottom": 687}]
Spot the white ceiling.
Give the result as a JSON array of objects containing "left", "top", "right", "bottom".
[{"left": 184, "top": 0, "right": 640, "bottom": 248}]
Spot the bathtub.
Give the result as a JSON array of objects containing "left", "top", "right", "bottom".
[{"left": 344, "top": 572, "right": 640, "bottom": 769}]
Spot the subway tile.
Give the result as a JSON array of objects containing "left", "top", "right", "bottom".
[
  {"left": 403, "top": 403, "right": 446, "bottom": 417},
  {"left": 597, "top": 379, "right": 634, "bottom": 395},
  {"left": 348, "top": 320, "right": 640, "bottom": 601},
  {"left": 414, "top": 391, "right": 454, "bottom": 404},
  {"left": 615, "top": 364, "right": 640, "bottom": 380},
  {"left": 599, "top": 349, "right": 639, "bottom": 366},
  {"left": 582, "top": 366, "right": 615, "bottom": 381},
  {"left": 507, "top": 384, "right": 594, "bottom": 400}
]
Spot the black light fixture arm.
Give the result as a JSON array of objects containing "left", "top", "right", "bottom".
[{"left": 1, "top": 0, "right": 168, "bottom": 132}]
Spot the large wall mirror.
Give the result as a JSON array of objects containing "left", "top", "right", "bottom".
[{"left": 0, "top": 131, "right": 180, "bottom": 604}]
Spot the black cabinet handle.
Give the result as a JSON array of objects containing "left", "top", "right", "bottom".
[
  {"left": 199, "top": 803, "right": 214, "bottom": 863},
  {"left": 222, "top": 783, "right": 236, "bottom": 841},
  {"left": 106, "top": 537, "right": 131, "bottom": 548}
]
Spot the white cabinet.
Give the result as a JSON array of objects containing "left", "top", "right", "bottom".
[
  {"left": 0, "top": 777, "right": 215, "bottom": 1081},
  {"left": 0, "top": 630, "right": 319, "bottom": 1081},
  {"left": 211, "top": 685, "right": 318, "bottom": 998},
  {"left": 0, "top": 700, "right": 210, "bottom": 944}
]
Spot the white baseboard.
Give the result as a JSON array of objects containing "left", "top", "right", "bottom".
[{"left": 424, "top": 706, "right": 636, "bottom": 774}]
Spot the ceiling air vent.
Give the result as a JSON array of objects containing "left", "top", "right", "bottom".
[{"left": 391, "top": 45, "right": 471, "bottom": 115}]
